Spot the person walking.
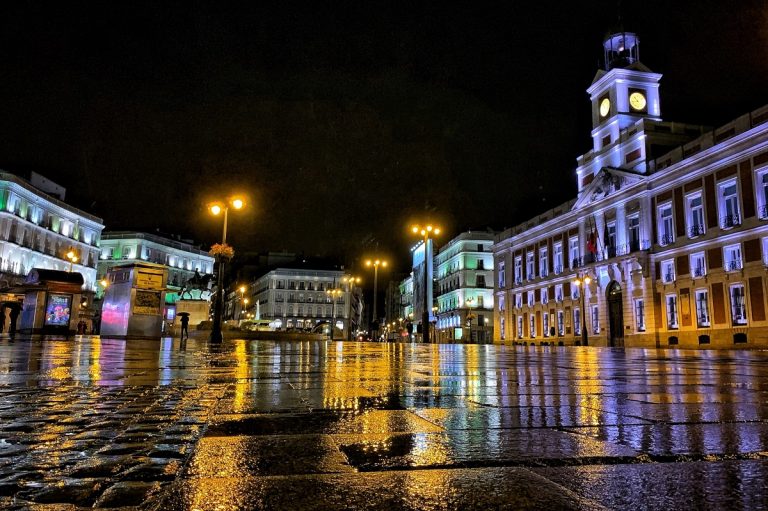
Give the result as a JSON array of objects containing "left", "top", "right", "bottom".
[{"left": 180, "top": 314, "right": 189, "bottom": 340}]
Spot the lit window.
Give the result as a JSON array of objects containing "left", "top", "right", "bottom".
[
  {"left": 557, "top": 310, "right": 564, "bottom": 336},
  {"left": 666, "top": 294, "right": 678, "bottom": 329},
  {"left": 695, "top": 289, "right": 710, "bottom": 327},
  {"left": 514, "top": 256, "right": 523, "bottom": 284},
  {"left": 527, "top": 291, "right": 535, "bottom": 306},
  {"left": 553, "top": 243, "right": 563, "bottom": 274},
  {"left": 730, "top": 284, "right": 747, "bottom": 325},
  {"left": 661, "top": 259, "right": 675, "bottom": 283},
  {"left": 724, "top": 244, "right": 742, "bottom": 271},
  {"left": 691, "top": 252, "right": 706, "bottom": 278},
  {"left": 719, "top": 180, "right": 741, "bottom": 229},
  {"left": 758, "top": 170, "right": 768, "bottom": 219},
  {"left": 543, "top": 313, "right": 550, "bottom": 337},
  {"left": 634, "top": 299, "right": 645, "bottom": 332},
  {"left": 539, "top": 247, "right": 548, "bottom": 278},
  {"left": 658, "top": 203, "right": 674, "bottom": 245},
  {"left": 517, "top": 316, "right": 523, "bottom": 338},
  {"left": 555, "top": 284, "right": 563, "bottom": 302},
  {"left": 529, "top": 314, "right": 536, "bottom": 338},
  {"left": 540, "top": 288, "right": 548, "bottom": 305},
  {"left": 687, "top": 193, "right": 706, "bottom": 238},
  {"left": 498, "top": 261, "right": 506, "bottom": 288},
  {"left": 591, "top": 305, "right": 599, "bottom": 334},
  {"left": 526, "top": 252, "right": 535, "bottom": 280},
  {"left": 573, "top": 308, "right": 581, "bottom": 335},
  {"left": 569, "top": 237, "right": 580, "bottom": 268},
  {"left": 627, "top": 215, "right": 641, "bottom": 252}
]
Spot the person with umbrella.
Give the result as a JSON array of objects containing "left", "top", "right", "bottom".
[{"left": 178, "top": 312, "right": 190, "bottom": 340}]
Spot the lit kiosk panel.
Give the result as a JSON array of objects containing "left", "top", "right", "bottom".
[{"left": 101, "top": 262, "right": 168, "bottom": 338}]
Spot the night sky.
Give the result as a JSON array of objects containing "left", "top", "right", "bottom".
[{"left": 0, "top": 1, "right": 766, "bottom": 272}]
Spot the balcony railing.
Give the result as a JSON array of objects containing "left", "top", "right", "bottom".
[
  {"left": 660, "top": 233, "right": 675, "bottom": 246},
  {"left": 692, "top": 266, "right": 706, "bottom": 278},
  {"left": 663, "top": 272, "right": 675, "bottom": 283},
  {"left": 689, "top": 224, "right": 705, "bottom": 238},
  {"left": 726, "top": 259, "right": 742, "bottom": 271},
  {"left": 553, "top": 265, "right": 563, "bottom": 274},
  {"left": 721, "top": 214, "right": 741, "bottom": 229},
  {"left": 697, "top": 314, "right": 710, "bottom": 328},
  {"left": 761, "top": 204, "right": 768, "bottom": 219}
]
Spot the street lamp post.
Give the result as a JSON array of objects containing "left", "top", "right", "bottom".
[
  {"left": 326, "top": 288, "right": 342, "bottom": 340},
  {"left": 573, "top": 273, "right": 592, "bottom": 346},
  {"left": 209, "top": 197, "right": 245, "bottom": 343},
  {"left": 365, "top": 259, "right": 387, "bottom": 337},
  {"left": 342, "top": 275, "right": 361, "bottom": 341},
  {"left": 411, "top": 224, "right": 441, "bottom": 343}
]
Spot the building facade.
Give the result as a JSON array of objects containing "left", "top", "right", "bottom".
[
  {"left": 97, "top": 232, "right": 214, "bottom": 308},
  {"left": 493, "top": 32, "right": 768, "bottom": 349},
  {"left": 398, "top": 230, "right": 495, "bottom": 342},
  {"left": 249, "top": 268, "right": 363, "bottom": 338},
  {"left": 0, "top": 172, "right": 103, "bottom": 292},
  {"left": 435, "top": 231, "right": 495, "bottom": 342}
]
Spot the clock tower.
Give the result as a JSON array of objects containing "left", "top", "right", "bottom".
[{"left": 586, "top": 32, "right": 662, "bottom": 153}]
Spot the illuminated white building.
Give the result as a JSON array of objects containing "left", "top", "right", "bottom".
[
  {"left": 0, "top": 171, "right": 103, "bottom": 292},
  {"left": 97, "top": 231, "right": 214, "bottom": 304},
  {"left": 434, "top": 231, "right": 495, "bottom": 342},
  {"left": 494, "top": 32, "right": 768, "bottom": 348},
  {"left": 398, "top": 230, "right": 495, "bottom": 342},
  {"left": 251, "top": 267, "right": 363, "bottom": 338}
]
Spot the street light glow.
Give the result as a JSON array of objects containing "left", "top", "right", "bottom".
[
  {"left": 231, "top": 198, "right": 245, "bottom": 210},
  {"left": 210, "top": 204, "right": 222, "bottom": 215}
]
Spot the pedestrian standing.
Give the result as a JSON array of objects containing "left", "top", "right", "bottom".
[
  {"left": 0, "top": 304, "right": 6, "bottom": 334},
  {"left": 180, "top": 314, "right": 189, "bottom": 340}
]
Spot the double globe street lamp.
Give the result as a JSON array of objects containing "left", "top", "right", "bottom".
[
  {"left": 208, "top": 197, "right": 245, "bottom": 343},
  {"left": 411, "top": 223, "right": 440, "bottom": 343},
  {"left": 365, "top": 259, "right": 387, "bottom": 336}
]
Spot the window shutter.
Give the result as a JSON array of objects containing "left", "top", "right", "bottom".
[
  {"left": 705, "top": 174, "right": 718, "bottom": 229},
  {"left": 740, "top": 161, "right": 755, "bottom": 219},
  {"left": 749, "top": 277, "right": 766, "bottom": 321},
  {"left": 711, "top": 283, "right": 726, "bottom": 324}
]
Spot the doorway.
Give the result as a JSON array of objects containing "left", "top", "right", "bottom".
[{"left": 606, "top": 281, "right": 624, "bottom": 347}]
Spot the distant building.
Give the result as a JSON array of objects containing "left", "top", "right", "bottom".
[
  {"left": 0, "top": 171, "right": 103, "bottom": 292},
  {"left": 248, "top": 267, "right": 363, "bottom": 338},
  {"left": 493, "top": 32, "right": 768, "bottom": 348},
  {"left": 97, "top": 232, "right": 214, "bottom": 318},
  {"left": 435, "top": 231, "right": 495, "bottom": 342},
  {"left": 398, "top": 230, "right": 496, "bottom": 342}
]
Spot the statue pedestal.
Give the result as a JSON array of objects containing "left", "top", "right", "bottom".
[{"left": 175, "top": 300, "right": 210, "bottom": 327}]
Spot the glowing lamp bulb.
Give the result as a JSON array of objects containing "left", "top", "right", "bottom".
[
  {"left": 210, "top": 204, "right": 222, "bottom": 215},
  {"left": 231, "top": 198, "right": 244, "bottom": 210}
]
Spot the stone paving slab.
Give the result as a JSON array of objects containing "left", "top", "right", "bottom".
[
  {"left": 159, "top": 467, "right": 603, "bottom": 510},
  {"left": 533, "top": 460, "right": 768, "bottom": 510},
  {"left": 186, "top": 435, "right": 354, "bottom": 477},
  {"left": 413, "top": 405, "right": 653, "bottom": 430},
  {"left": 335, "top": 429, "right": 640, "bottom": 471},
  {"left": 563, "top": 422, "right": 768, "bottom": 457}
]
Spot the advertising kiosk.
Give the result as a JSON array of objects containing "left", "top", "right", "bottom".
[
  {"left": 19, "top": 269, "right": 85, "bottom": 335},
  {"left": 100, "top": 262, "right": 168, "bottom": 338}
]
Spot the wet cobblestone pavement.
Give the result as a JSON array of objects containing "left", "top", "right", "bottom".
[{"left": 1, "top": 338, "right": 768, "bottom": 509}]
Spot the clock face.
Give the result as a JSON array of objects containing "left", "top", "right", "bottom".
[
  {"left": 599, "top": 97, "right": 611, "bottom": 118},
  {"left": 629, "top": 91, "right": 647, "bottom": 111}
]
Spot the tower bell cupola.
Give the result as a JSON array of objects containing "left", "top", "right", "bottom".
[{"left": 603, "top": 32, "right": 640, "bottom": 70}]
